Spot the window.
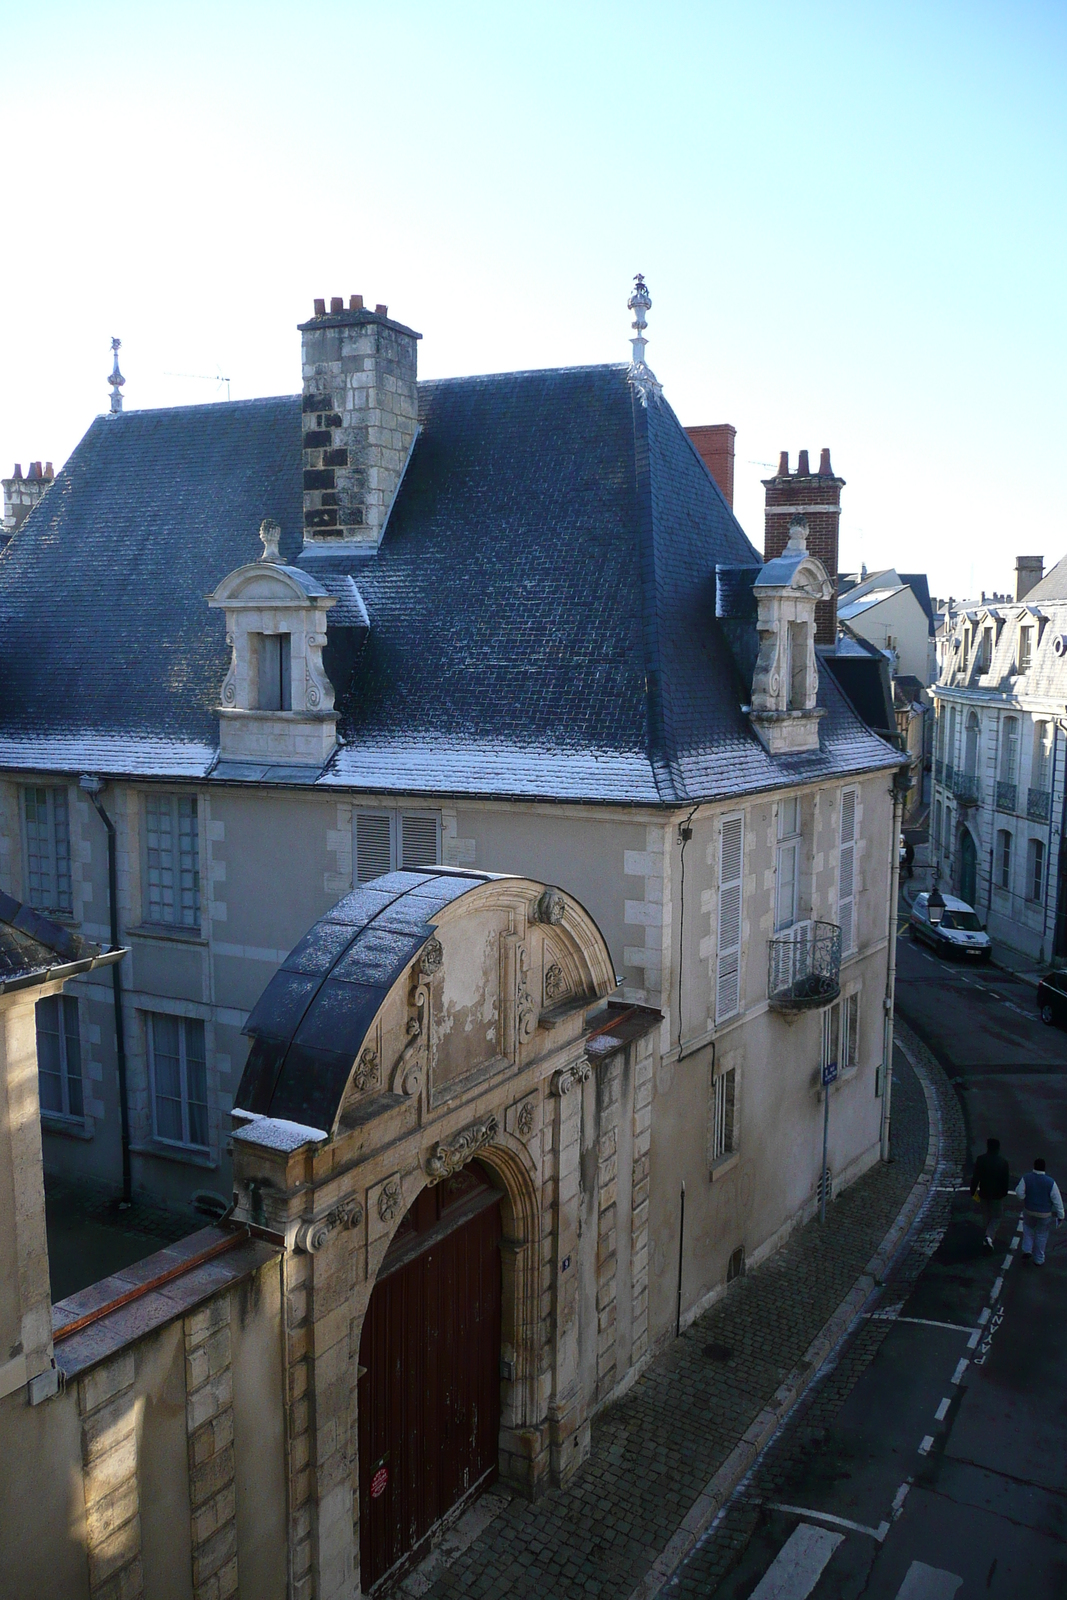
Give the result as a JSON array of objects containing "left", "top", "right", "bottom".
[
  {"left": 23, "top": 786, "right": 72, "bottom": 915},
  {"left": 775, "top": 796, "right": 801, "bottom": 932},
  {"left": 977, "top": 628, "right": 992, "bottom": 671},
  {"left": 36, "top": 995, "right": 83, "bottom": 1119},
  {"left": 960, "top": 630, "right": 969, "bottom": 672},
  {"left": 710, "top": 1067, "right": 736, "bottom": 1163},
  {"left": 144, "top": 794, "right": 200, "bottom": 927},
  {"left": 823, "top": 992, "right": 860, "bottom": 1078},
  {"left": 1033, "top": 721, "right": 1052, "bottom": 792},
  {"left": 948, "top": 705, "right": 957, "bottom": 768},
  {"left": 257, "top": 633, "right": 292, "bottom": 712},
  {"left": 997, "top": 830, "right": 1012, "bottom": 890},
  {"left": 964, "top": 712, "right": 979, "bottom": 777},
  {"left": 715, "top": 813, "right": 744, "bottom": 1023},
  {"left": 354, "top": 809, "right": 442, "bottom": 884},
  {"left": 1001, "top": 717, "right": 1019, "bottom": 781},
  {"left": 148, "top": 1013, "right": 208, "bottom": 1148},
  {"left": 1028, "top": 838, "right": 1046, "bottom": 904},
  {"left": 1019, "top": 626, "right": 1033, "bottom": 673},
  {"left": 934, "top": 801, "right": 942, "bottom": 858},
  {"left": 787, "top": 622, "right": 807, "bottom": 710},
  {"left": 838, "top": 787, "right": 857, "bottom": 954}
]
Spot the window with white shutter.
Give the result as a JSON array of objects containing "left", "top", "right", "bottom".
[
  {"left": 716, "top": 813, "right": 744, "bottom": 1023},
  {"left": 838, "top": 787, "right": 857, "bottom": 954},
  {"left": 354, "top": 808, "right": 441, "bottom": 883}
]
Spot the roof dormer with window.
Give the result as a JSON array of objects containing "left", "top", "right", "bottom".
[
  {"left": 748, "top": 515, "right": 833, "bottom": 755},
  {"left": 207, "top": 519, "right": 338, "bottom": 767}
]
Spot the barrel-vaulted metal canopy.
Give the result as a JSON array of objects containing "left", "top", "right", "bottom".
[{"left": 236, "top": 869, "right": 508, "bottom": 1130}]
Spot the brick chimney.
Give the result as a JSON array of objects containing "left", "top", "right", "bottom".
[
  {"left": 762, "top": 447, "right": 844, "bottom": 645},
  {"left": 298, "top": 296, "right": 421, "bottom": 550},
  {"left": 685, "top": 424, "right": 736, "bottom": 507},
  {"left": 2, "top": 461, "right": 55, "bottom": 547},
  {"left": 1015, "top": 555, "right": 1043, "bottom": 601}
]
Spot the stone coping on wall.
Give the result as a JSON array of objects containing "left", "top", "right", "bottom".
[{"left": 52, "top": 1226, "right": 281, "bottom": 1379}]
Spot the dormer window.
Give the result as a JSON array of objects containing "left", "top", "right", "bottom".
[
  {"left": 787, "top": 622, "right": 808, "bottom": 710},
  {"left": 257, "top": 633, "right": 292, "bottom": 711},
  {"left": 1019, "top": 625, "right": 1033, "bottom": 672},
  {"left": 748, "top": 515, "right": 832, "bottom": 756}
]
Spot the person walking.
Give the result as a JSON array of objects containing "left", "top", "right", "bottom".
[
  {"left": 903, "top": 839, "right": 915, "bottom": 881},
  {"left": 1015, "top": 1158, "right": 1065, "bottom": 1265},
  {"left": 971, "top": 1136, "right": 1010, "bottom": 1251}
]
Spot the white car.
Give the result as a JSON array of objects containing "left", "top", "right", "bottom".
[{"left": 909, "top": 892, "right": 992, "bottom": 961}]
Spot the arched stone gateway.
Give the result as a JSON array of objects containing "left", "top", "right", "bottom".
[{"left": 228, "top": 870, "right": 661, "bottom": 1598}]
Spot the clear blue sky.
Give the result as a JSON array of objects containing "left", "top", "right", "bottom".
[{"left": 2, "top": 0, "right": 1064, "bottom": 599}]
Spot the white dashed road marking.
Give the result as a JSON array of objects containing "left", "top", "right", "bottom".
[
  {"left": 917, "top": 1435, "right": 934, "bottom": 1456},
  {"left": 748, "top": 1522, "right": 843, "bottom": 1598},
  {"left": 893, "top": 1560, "right": 963, "bottom": 1598},
  {"left": 765, "top": 1502, "right": 889, "bottom": 1542},
  {"left": 934, "top": 1397, "right": 950, "bottom": 1421},
  {"left": 951, "top": 1358, "right": 968, "bottom": 1384}
]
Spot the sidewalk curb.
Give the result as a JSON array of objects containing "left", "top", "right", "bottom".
[{"left": 626, "top": 1044, "right": 944, "bottom": 1600}]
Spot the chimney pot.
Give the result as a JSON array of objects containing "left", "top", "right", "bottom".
[
  {"left": 313, "top": 298, "right": 326, "bottom": 316},
  {"left": 375, "top": 303, "right": 388, "bottom": 316},
  {"left": 797, "top": 449, "right": 810, "bottom": 476},
  {"left": 777, "top": 450, "right": 789, "bottom": 476},
  {"left": 29, "top": 462, "right": 40, "bottom": 479},
  {"left": 349, "top": 295, "right": 364, "bottom": 311},
  {"left": 330, "top": 297, "right": 344, "bottom": 313},
  {"left": 13, "top": 463, "right": 22, "bottom": 479},
  {"left": 44, "top": 462, "right": 53, "bottom": 479},
  {"left": 819, "top": 447, "right": 832, "bottom": 475}
]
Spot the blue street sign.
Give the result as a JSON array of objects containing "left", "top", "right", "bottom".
[{"left": 822, "top": 1058, "right": 838, "bottom": 1087}]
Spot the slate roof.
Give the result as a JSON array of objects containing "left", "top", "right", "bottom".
[
  {"left": 0, "top": 366, "right": 899, "bottom": 805},
  {"left": 0, "top": 888, "right": 121, "bottom": 991},
  {"left": 236, "top": 869, "right": 487, "bottom": 1128}
]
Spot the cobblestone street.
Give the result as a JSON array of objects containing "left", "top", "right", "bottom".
[{"left": 412, "top": 1040, "right": 940, "bottom": 1600}]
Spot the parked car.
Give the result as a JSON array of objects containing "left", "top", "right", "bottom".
[
  {"left": 1037, "top": 970, "right": 1067, "bottom": 1027},
  {"left": 909, "top": 892, "right": 992, "bottom": 961}
]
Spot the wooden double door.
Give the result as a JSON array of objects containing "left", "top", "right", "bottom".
[{"left": 358, "top": 1163, "right": 502, "bottom": 1592}]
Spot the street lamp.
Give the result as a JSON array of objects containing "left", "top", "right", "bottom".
[{"left": 928, "top": 879, "right": 946, "bottom": 928}]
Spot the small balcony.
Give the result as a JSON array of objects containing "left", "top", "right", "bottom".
[
  {"left": 768, "top": 921, "right": 842, "bottom": 1013},
  {"left": 934, "top": 759, "right": 944, "bottom": 784},
  {"left": 1028, "top": 787, "right": 1052, "bottom": 823},
  {"left": 943, "top": 763, "right": 955, "bottom": 789},
  {"left": 953, "top": 773, "right": 980, "bottom": 806},
  {"left": 995, "top": 780, "right": 1017, "bottom": 814}
]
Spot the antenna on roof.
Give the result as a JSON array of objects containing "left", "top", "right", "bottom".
[{"left": 108, "top": 337, "right": 125, "bottom": 416}]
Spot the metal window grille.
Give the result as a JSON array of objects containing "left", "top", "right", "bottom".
[
  {"left": 149, "top": 1013, "right": 208, "bottom": 1148},
  {"left": 36, "top": 995, "right": 83, "bottom": 1119},
  {"left": 23, "top": 785, "right": 72, "bottom": 914},
  {"left": 145, "top": 794, "right": 200, "bottom": 927}
]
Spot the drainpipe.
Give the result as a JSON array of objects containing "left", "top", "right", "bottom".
[
  {"left": 80, "top": 775, "right": 132, "bottom": 1204},
  {"left": 880, "top": 767, "right": 909, "bottom": 1163}
]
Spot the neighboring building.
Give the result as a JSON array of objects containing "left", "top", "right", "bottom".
[
  {"left": 837, "top": 568, "right": 935, "bottom": 686},
  {"left": 1, "top": 461, "right": 54, "bottom": 551},
  {"left": 930, "top": 552, "right": 1067, "bottom": 960},
  {"left": 0, "top": 287, "right": 903, "bottom": 1585}
]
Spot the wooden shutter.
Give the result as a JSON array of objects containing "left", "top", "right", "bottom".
[
  {"left": 716, "top": 814, "right": 744, "bottom": 1022},
  {"left": 839, "top": 787, "right": 857, "bottom": 954},
  {"left": 399, "top": 812, "right": 440, "bottom": 871},
  {"left": 356, "top": 811, "right": 394, "bottom": 884}
]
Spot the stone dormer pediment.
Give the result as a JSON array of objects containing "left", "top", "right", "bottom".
[
  {"left": 748, "top": 516, "right": 833, "bottom": 756},
  {"left": 207, "top": 519, "right": 339, "bottom": 766}
]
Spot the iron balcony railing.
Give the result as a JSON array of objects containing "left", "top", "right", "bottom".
[
  {"left": 943, "top": 763, "right": 955, "bottom": 789},
  {"left": 1028, "top": 787, "right": 1052, "bottom": 823},
  {"left": 935, "top": 759, "right": 944, "bottom": 784},
  {"left": 953, "top": 773, "right": 980, "bottom": 805},
  {"left": 768, "top": 921, "right": 842, "bottom": 1012},
  {"left": 995, "top": 780, "right": 1017, "bottom": 814}
]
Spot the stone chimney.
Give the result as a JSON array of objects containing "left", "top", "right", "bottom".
[
  {"left": 1, "top": 461, "right": 55, "bottom": 547},
  {"left": 1015, "top": 555, "right": 1043, "bottom": 602},
  {"left": 762, "top": 447, "right": 844, "bottom": 646},
  {"left": 685, "top": 424, "right": 736, "bottom": 507},
  {"left": 298, "top": 295, "right": 421, "bottom": 551}
]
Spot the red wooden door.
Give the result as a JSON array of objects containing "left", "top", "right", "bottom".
[{"left": 358, "top": 1164, "right": 502, "bottom": 1592}]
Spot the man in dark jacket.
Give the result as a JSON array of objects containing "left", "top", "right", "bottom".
[{"left": 970, "top": 1136, "right": 1010, "bottom": 1251}]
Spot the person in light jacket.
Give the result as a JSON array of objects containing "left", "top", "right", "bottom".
[{"left": 1015, "top": 1158, "right": 1065, "bottom": 1265}]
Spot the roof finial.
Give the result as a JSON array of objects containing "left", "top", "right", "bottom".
[
  {"left": 258, "top": 517, "right": 282, "bottom": 563},
  {"left": 786, "top": 513, "right": 809, "bottom": 554},
  {"left": 627, "top": 274, "right": 652, "bottom": 366},
  {"left": 108, "top": 337, "right": 125, "bottom": 415}
]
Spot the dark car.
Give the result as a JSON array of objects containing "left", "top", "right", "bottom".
[
  {"left": 1037, "top": 970, "right": 1067, "bottom": 1027},
  {"left": 909, "top": 892, "right": 992, "bottom": 961}
]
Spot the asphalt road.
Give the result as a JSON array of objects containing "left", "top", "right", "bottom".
[{"left": 696, "top": 920, "right": 1067, "bottom": 1599}]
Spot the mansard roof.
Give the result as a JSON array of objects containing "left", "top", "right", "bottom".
[{"left": 0, "top": 365, "right": 898, "bottom": 804}]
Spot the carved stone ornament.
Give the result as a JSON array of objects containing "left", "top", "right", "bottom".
[
  {"left": 258, "top": 517, "right": 282, "bottom": 563},
  {"left": 295, "top": 1195, "right": 364, "bottom": 1254},
  {"left": 377, "top": 1180, "right": 402, "bottom": 1224},
  {"left": 516, "top": 1100, "right": 536, "bottom": 1139},
  {"left": 419, "top": 937, "right": 444, "bottom": 977},
  {"left": 544, "top": 962, "right": 567, "bottom": 1002},
  {"left": 516, "top": 944, "right": 538, "bottom": 1044},
  {"left": 390, "top": 987, "right": 427, "bottom": 1097},
  {"left": 352, "top": 1047, "right": 379, "bottom": 1093},
  {"left": 532, "top": 888, "right": 566, "bottom": 926},
  {"left": 551, "top": 1058, "right": 593, "bottom": 1097},
  {"left": 221, "top": 634, "right": 237, "bottom": 707},
  {"left": 424, "top": 1114, "right": 500, "bottom": 1184}
]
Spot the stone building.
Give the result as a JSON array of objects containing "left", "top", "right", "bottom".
[
  {"left": 931, "top": 551, "right": 1067, "bottom": 961},
  {"left": 1, "top": 460, "right": 54, "bottom": 551},
  {"left": 0, "top": 286, "right": 904, "bottom": 1588}
]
